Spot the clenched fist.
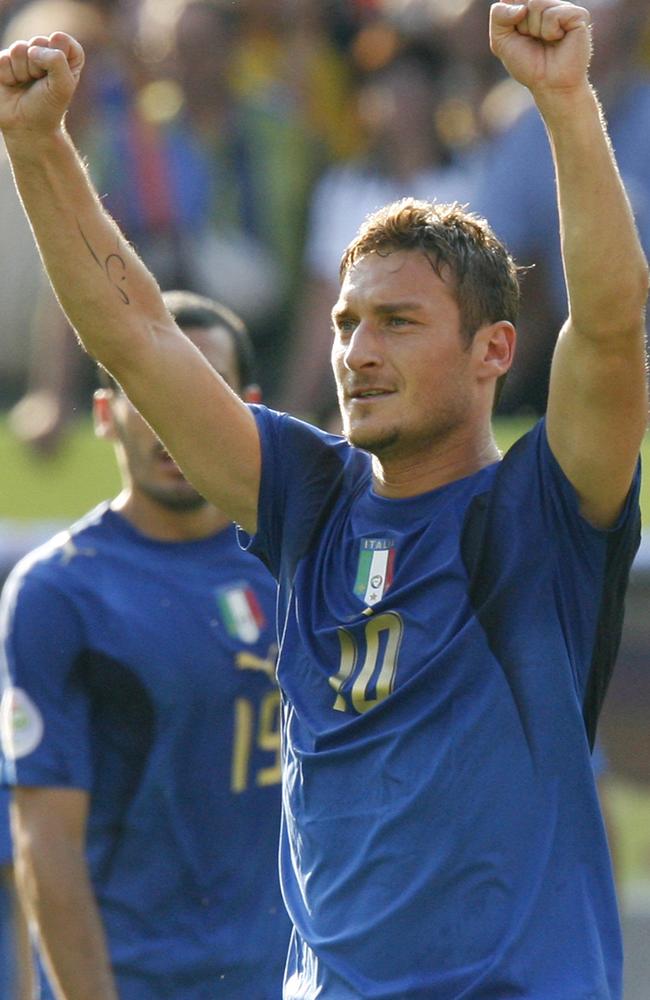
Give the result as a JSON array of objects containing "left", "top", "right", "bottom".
[{"left": 0, "top": 32, "right": 84, "bottom": 137}]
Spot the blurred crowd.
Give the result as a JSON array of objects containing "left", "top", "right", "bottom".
[{"left": 1, "top": 0, "right": 650, "bottom": 448}]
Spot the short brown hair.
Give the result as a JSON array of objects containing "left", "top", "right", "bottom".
[{"left": 340, "top": 198, "right": 521, "bottom": 343}]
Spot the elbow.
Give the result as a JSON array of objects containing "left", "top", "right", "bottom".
[{"left": 613, "top": 255, "right": 649, "bottom": 327}]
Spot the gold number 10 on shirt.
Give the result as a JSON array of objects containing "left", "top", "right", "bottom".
[{"left": 330, "top": 612, "right": 404, "bottom": 713}]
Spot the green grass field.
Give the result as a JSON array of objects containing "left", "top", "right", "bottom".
[
  {"left": 1, "top": 415, "right": 649, "bottom": 524},
  {"left": 0, "top": 416, "right": 120, "bottom": 521}
]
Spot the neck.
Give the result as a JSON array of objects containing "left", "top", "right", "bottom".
[
  {"left": 370, "top": 426, "right": 501, "bottom": 499},
  {"left": 111, "top": 489, "right": 231, "bottom": 542}
]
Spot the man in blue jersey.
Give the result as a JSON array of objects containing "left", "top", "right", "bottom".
[
  {"left": 0, "top": 291, "right": 290, "bottom": 999},
  {"left": 0, "top": 1, "right": 648, "bottom": 998}
]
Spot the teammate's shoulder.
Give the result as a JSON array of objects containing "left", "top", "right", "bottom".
[{"left": 3, "top": 503, "right": 110, "bottom": 590}]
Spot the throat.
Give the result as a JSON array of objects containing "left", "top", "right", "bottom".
[{"left": 371, "top": 434, "right": 501, "bottom": 499}]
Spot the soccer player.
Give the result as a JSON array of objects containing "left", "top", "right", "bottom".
[
  {"left": 0, "top": 292, "right": 290, "bottom": 999},
  {"left": 0, "top": 2, "right": 648, "bottom": 997}
]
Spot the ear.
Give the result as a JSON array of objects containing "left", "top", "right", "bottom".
[
  {"left": 472, "top": 321, "right": 516, "bottom": 383},
  {"left": 242, "top": 384, "right": 262, "bottom": 404},
  {"left": 93, "top": 389, "right": 117, "bottom": 440}
]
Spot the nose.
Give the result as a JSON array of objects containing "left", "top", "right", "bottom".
[{"left": 341, "top": 321, "right": 382, "bottom": 373}]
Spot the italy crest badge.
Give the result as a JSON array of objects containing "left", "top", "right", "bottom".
[{"left": 353, "top": 539, "right": 395, "bottom": 606}]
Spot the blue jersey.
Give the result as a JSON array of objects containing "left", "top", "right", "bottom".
[
  {"left": 243, "top": 407, "right": 640, "bottom": 1000},
  {"left": 0, "top": 506, "right": 290, "bottom": 999}
]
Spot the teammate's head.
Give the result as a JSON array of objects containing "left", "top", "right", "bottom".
[
  {"left": 95, "top": 291, "right": 258, "bottom": 514},
  {"left": 161, "top": 289, "right": 257, "bottom": 391},
  {"left": 340, "top": 198, "right": 521, "bottom": 344}
]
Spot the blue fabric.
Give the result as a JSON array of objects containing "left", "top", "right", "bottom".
[
  {"left": 0, "top": 789, "right": 11, "bottom": 866},
  {"left": 1, "top": 507, "right": 290, "bottom": 999},
  {"left": 241, "top": 407, "right": 640, "bottom": 1000}
]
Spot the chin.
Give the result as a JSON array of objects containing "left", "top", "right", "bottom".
[
  {"left": 345, "top": 422, "right": 400, "bottom": 455},
  {"left": 144, "top": 485, "right": 209, "bottom": 512},
  {"left": 162, "top": 491, "right": 209, "bottom": 512}
]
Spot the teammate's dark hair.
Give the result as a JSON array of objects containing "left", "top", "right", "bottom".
[{"left": 98, "top": 290, "right": 255, "bottom": 391}]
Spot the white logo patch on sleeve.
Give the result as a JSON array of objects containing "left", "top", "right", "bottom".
[{"left": 0, "top": 687, "right": 44, "bottom": 759}]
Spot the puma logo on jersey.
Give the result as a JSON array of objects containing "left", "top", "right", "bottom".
[
  {"left": 59, "top": 537, "right": 97, "bottom": 565},
  {"left": 235, "top": 645, "right": 278, "bottom": 682}
]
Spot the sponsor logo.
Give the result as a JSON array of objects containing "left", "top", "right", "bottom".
[{"left": 0, "top": 687, "right": 44, "bottom": 759}]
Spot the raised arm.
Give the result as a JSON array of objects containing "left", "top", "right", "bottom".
[
  {"left": 490, "top": 0, "right": 649, "bottom": 528},
  {"left": 0, "top": 34, "right": 261, "bottom": 533}
]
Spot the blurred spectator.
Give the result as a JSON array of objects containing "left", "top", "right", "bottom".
[
  {"left": 1, "top": 0, "right": 135, "bottom": 452},
  {"left": 5, "top": 0, "right": 648, "bottom": 434},
  {"left": 133, "top": 0, "right": 331, "bottom": 385},
  {"left": 474, "top": 0, "right": 650, "bottom": 414},
  {"left": 5, "top": 0, "right": 334, "bottom": 449},
  {"left": 232, "top": 0, "right": 358, "bottom": 163},
  {"left": 279, "top": 40, "right": 478, "bottom": 426}
]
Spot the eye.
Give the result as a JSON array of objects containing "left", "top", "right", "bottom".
[
  {"left": 333, "top": 317, "right": 357, "bottom": 337},
  {"left": 387, "top": 315, "right": 412, "bottom": 328}
]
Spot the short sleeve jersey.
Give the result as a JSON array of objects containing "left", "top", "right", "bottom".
[
  {"left": 0, "top": 506, "right": 291, "bottom": 1000},
  {"left": 243, "top": 407, "right": 641, "bottom": 1000}
]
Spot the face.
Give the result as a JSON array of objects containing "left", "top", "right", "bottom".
[
  {"left": 102, "top": 325, "right": 241, "bottom": 512},
  {"left": 331, "top": 250, "right": 476, "bottom": 460}
]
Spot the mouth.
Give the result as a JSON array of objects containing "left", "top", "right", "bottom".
[{"left": 347, "top": 387, "right": 394, "bottom": 403}]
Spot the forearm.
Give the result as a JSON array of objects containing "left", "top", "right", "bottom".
[
  {"left": 538, "top": 84, "right": 649, "bottom": 338},
  {"left": 15, "top": 839, "right": 118, "bottom": 1000},
  {"left": 0, "top": 864, "right": 36, "bottom": 1000},
  {"left": 4, "top": 126, "right": 169, "bottom": 382}
]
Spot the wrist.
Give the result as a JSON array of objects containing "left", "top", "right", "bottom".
[
  {"left": 3, "top": 123, "right": 69, "bottom": 162},
  {"left": 533, "top": 80, "right": 598, "bottom": 127}
]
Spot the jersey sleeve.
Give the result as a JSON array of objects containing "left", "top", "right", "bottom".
[
  {"left": 240, "top": 405, "right": 365, "bottom": 583},
  {"left": 0, "top": 567, "right": 93, "bottom": 791},
  {"left": 539, "top": 421, "right": 641, "bottom": 721},
  {"left": 467, "top": 418, "right": 641, "bottom": 724}
]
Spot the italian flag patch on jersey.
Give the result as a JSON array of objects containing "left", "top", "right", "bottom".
[
  {"left": 354, "top": 539, "right": 395, "bottom": 606},
  {"left": 217, "top": 585, "right": 266, "bottom": 643}
]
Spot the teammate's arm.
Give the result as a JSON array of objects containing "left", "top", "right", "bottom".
[
  {"left": 0, "top": 34, "right": 260, "bottom": 533},
  {"left": 11, "top": 787, "right": 119, "bottom": 1000},
  {"left": 0, "top": 860, "right": 36, "bottom": 1000},
  {"left": 491, "top": 0, "right": 649, "bottom": 529}
]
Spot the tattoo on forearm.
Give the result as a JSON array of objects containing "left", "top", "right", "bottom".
[{"left": 76, "top": 221, "right": 130, "bottom": 305}]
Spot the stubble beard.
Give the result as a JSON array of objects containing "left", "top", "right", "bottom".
[
  {"left": 343, "top": 396, "right": 470, "bottom": 462},
  {"left": 344, "top": 419, "right": 401, "bottom": 457},
  {"left": 138, "top": 479, "right": 210, "bottom": 512}
]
